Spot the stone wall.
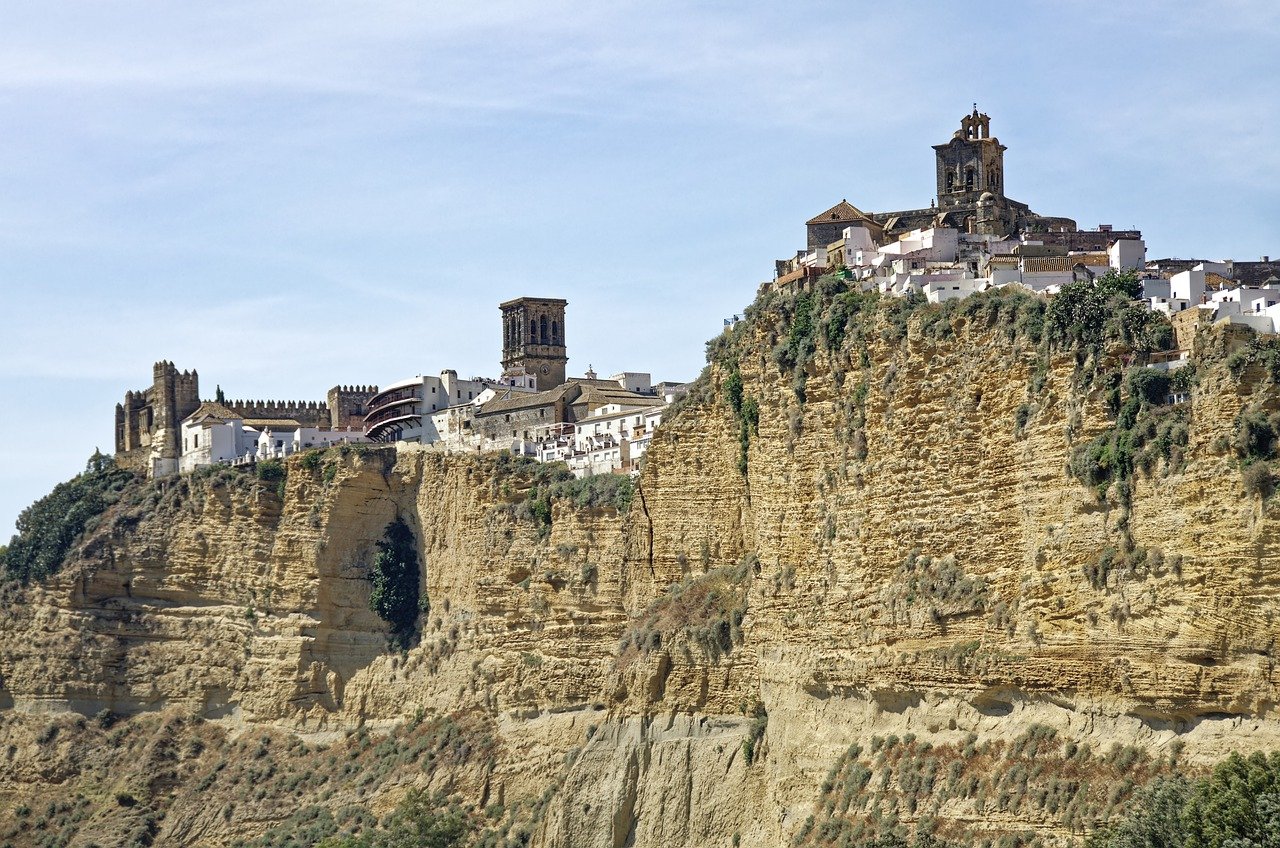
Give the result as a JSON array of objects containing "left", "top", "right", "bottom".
[{"left": 326, "top": 384, "right": 379, "bottom": 429}]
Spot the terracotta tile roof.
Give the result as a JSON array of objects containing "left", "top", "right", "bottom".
[
  {"left": 572, "top": 384, "right": 657, "bottom": 410},
  {"left": 806, "top": 200, "right": 873, "bottom": 226},
  {"left": 1069, "top": 253, "right": 1111, "bottom": 267},
  {"left": 476, "top": 384, "right": 574, "bottom": 416},
  {"left": 184, "top": 402, "right": 240, "bottom": 424},
  {"left": 242, "top": 418, "right": 301, "bottom": 429},
  {"left": 1022, "top": 256, "right": 1073, "bottom": 273}
]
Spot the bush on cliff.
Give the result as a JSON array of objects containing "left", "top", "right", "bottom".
[
  {"left": 318, "top": 789, "right": 470, "bottom": 848},
  {"left": 1088, "top": 751, "right": 1280, "bottom": 848},
  {"left": 1045, "top": 270, "right": 1167, "bottom": 354},
  {"left": 617, "top": 554, "right": 756, "bottom": 661},
  {"left": 2, "top": 450, "right": 137, "bottom": 583},
  {"left": 368, "top": 518, "right": 422, "bottom": 649},
  {"left": 508, "top": 460, "right": 634, "bottom": 536}
]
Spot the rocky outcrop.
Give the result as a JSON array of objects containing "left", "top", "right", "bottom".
[{"left": 4, "top": 283, "right": 1280, "bottom": 846}]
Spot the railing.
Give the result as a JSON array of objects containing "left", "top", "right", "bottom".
[{"left": 364, "top": 405, "right": 420, "bottom": 429}]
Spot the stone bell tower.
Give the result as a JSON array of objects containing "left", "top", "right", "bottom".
[
  {"left": 500, "top": 297, "right": 568, "bottom": 389},
  {"left": 934, "top": 105, "right": 1006, "bottom": 209}
]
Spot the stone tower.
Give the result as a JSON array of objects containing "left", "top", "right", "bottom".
[
  {"left": 148, "top": 361, "right": 200, "bottom": 478},
  {"left": 326, "top": 384, "right": 379, "bottom": 429},
  {"left": 500, "top": 297, "right": 568, "bottom": 389},
  {"left": 934, "top": 106, "right": 1006, "bottom": 210}
]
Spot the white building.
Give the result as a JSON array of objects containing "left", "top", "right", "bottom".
[
  {"left": 365, "top": 370, "right": 535, "bottom": 443},
  {"left": 1108, "top": 238, "right": 1147, "bottom": 270},
  {"left": 179, "top": 402, "right": 366, "bottom": 473},
  {"left": 924, "top": 276, "right": 988, "bottom": 303}
]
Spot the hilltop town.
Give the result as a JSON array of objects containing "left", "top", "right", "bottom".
[
  {"left": 114, "top": 295, "right": 685, "bottom": 481},
  {"left": 113, "top": 108, "right": 1277, "bottom": 480}
]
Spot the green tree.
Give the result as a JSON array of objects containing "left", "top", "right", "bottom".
[
  {"left": 368, "top": 518, "right": 422, "bottom": 649},
  {"left": 1184, "top": 752, "right": 1280, "bottom": 848},
  {"left": 1086, "top": 777, "right": 1191, "bottom": 848},
  {"left": 2, "top": 453, "right": 135, "bottom": 583}
]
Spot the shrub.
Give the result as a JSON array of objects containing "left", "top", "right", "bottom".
[
  {"left": 1126, "top": 368, "right": 1171, "bottom": 406},
  {"left": 1234, "top": 409, "right": 1280, "bottom": 461},
  {"left": 317, "top": 789, "right": 470, "bottom": 848},
  {"left": 256, "top": 459, "right": 286, "bottom": 484},
  {"left": 367, "top": 518, "right": 422, "bottom": 649},
  {"left": 2, "top": 452, "right": 137, "bottom": 583},
  {"left": 1089, "top": 751, "right": 1280, "bottom": 848},
  {"left": 1045, "top": 270, "right": 1169, "bottom": 353},
  {"left": 617, "top": 555, "right": 756, "bottom": 662},
  {"left": 1243, "top": 463, "right": 1274, "bottom": 499}
]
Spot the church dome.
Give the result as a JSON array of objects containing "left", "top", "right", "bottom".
[{"left": 979, "top": 191, "right": 996, "bottom": 203}]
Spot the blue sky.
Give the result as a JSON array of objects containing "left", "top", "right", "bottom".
[{"left": 1, "top": 1, "right": 1278, "bottom": 533}]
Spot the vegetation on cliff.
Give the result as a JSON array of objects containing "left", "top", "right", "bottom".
[
  {"left": 1, "top": 450, "right": 137, "bottom": 583},
  {"left": 1087, "top": 751, "right": 1280, "bottom": 848},
  {"left": 368, "top": 518, "right": 423, "bottom": 649},
  {"left": 617, "top": 554, "right": 757, "bottom": 662},
  {"left": 491, "top": 454, "right": 634, "bottom": 535},
  {"left": 796, "top": 726, "right": 1178, "bottom": 848}
]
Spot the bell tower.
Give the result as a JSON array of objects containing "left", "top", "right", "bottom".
[
  {"left": 933, "top": 105, "right": 1006, "bottom": 209},
  {"left": 500, "top": 297, "right": 568, "bottom": 389}
]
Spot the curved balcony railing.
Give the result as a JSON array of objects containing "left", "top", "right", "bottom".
[
  {"left": 367, "top": 386, "right": 420, "bottom": 409},
  {"left": 365, "top": 407, "right": 421, "bottom": 441},
  {"left": 364, "top": 396, "right": 417, "bottom": 424}
]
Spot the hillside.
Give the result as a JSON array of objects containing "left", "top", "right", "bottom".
[{"left": 4, "top": 276, "right": 1280, "bottom": 847}]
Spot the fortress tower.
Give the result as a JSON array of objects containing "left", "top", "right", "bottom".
[
  {"left": 500, "top": 297, "right": 568, "bottom": 389},
  {"left": 114, "top": 361, "right": 200, "bottom": 476}
]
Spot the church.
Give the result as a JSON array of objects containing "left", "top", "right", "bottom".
[{"left": 805, "top": 108, "right": 1078, "bottom": 249}]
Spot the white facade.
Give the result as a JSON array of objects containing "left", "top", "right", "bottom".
[
  {"left": 255, "top": 426, "right": 366, "bottom": 460},
  {"left": 365, "top": 370, "right": 533, "bottom": 443},
  {"left": 881, "top": 227, "right": 959, "bottom": 263},
  {"left": 179, "top": 413, "right": 367, "bottom": 473},
  {"left": 1171, "top": 268, "right": 1206, "bottom": 305},
  {"left": 1108, "top": 238, "right": 1146, "bottom": 270},
  {"left": 924, "top": 276, "right": 988, "bottom": 303},
  {"left": 609, "top": 372, "right": 653, "bottom": 394},
  {"left": 180, "top": 417, "right": 251, "bottom": 474}
]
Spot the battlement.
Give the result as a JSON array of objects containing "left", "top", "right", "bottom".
[{"left": 222, "top": 399, "right": 331, "bottom": 423}]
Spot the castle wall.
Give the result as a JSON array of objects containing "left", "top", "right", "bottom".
[{"left": 222, "top": 399, "right": 330, "bottom": 429}]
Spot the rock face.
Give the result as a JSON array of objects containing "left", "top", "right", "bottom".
[{"left": 4, "top": 283, "right": 1280, "bottom": 847}]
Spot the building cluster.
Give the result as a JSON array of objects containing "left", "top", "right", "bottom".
[
  {"left": 775, "top": 107, "right": 1279, "bottom": 343},
  {"left": 115, "top": 108, "right": 1276, "bottom": 481},
  {"left": 115, "top": 298, "right": 683, "bottom": 480}
]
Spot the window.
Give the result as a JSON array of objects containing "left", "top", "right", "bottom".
[
  {"left": 965, "top": 168, "right": 974, "bottom": 191},
  {"left": 194, "top": 434, "right": 199, "bottom": 448}
]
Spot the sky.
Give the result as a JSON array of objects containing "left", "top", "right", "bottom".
[{"left": 1, "top": 1, "right": 1278, "bottom": 534}]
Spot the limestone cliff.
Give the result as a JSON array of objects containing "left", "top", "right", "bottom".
[{"left": 4, "top": 279, "right": 1280, "bottom": 847}]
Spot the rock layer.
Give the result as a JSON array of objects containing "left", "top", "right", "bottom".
[{"left": 3, "top": 291, "right": 1280, "bottom": 846}]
